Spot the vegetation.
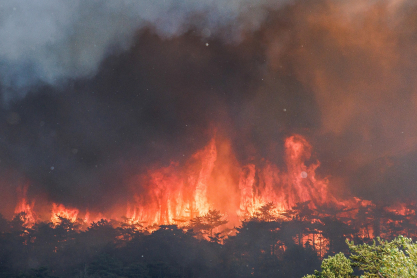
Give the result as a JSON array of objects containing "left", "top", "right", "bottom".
[
  {"left": 2, "top": 203, "right": 417, "bottom": 278},
  {"left": 303, "top": 236, "right": 417, "bottom": 278},
  {"left": 0, "top": 208, "right": 319, "bottom": 278}
]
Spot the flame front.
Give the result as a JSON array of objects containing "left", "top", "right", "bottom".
[
  {"left": 14, "top": 132, "right": 412, "bottom": 244},
  {"left": 126, "top": 134, "right": 333, "bottom": 227}
]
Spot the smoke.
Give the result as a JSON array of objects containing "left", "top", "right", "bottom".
[
  {"left": 0, "top": 0, "right": 292, "bottom": 101},
  {"left": 262, "top": 0, "right": 417, "bottom": 201},
  {"left": 1, "top": 0, "right": 417, "bottom": 216}
]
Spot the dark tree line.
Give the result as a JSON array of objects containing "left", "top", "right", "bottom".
[{"left": 1, "top": 202, "right": 416, "bottom": 278}]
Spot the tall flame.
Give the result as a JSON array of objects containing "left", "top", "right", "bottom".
[
  {"left": 14, "top": 132, "right": 405, "bottom": 242},
  {"left": 127, "top": 138, "right": 218, "bottom": 225},
  {"left": 126, "top": 134, "right": 334, "bottom": 226},
  {"left": 14, "top": 185, "right": 36, "bottom": 227},
  {"left": 9, "top": 132, "right": 417, "bottom": 260}
]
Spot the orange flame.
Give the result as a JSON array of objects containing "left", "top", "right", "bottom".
[
  {"left": 15, "top": 134, "right": 335, "bottom": 228},
  {"left": 126, "top": 134, "right": 336, "bottom": 227},
  {"left": 14, "top": 185, "right": 36, "bottom": 227},
  {"left": 51, "top": 203, "right": 79, "bottom": 225},
  {"left": 12, "top": 133, "right": 415, "bottom": 247},
  {"left": 239, "top": 135, "right": 333, "bottom": 217}
]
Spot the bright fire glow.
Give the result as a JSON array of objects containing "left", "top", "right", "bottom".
[
  {"left": 14, "top": 185, "right": 36, "bottom": 227},
  {"left": 51, "top": 203, "right": 79, "bottom": 225},
  {"left": 12, "top": 132, "right": 414, "bottom": 253},
  {"left": 126, "top": 134, "right": 335, "bottom": 226}
]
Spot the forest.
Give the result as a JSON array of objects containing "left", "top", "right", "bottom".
[{"left": 1, "top": 201, "right": 417, "bottom": 278}]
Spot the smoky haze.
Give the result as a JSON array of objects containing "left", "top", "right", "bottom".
[
  {"left": 0, "top": 0, "right": 291, "bottom": 101},
  {"left": 1, "top": 0, "right": 417, "bottom": 216}
]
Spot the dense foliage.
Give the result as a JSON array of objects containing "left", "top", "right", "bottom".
[
  {"left": 1, "top": 202, "right": 417, "bottom": 278},
  {"left": 304, "top": 236, "right": 417, "bottom": 278},
  {"left": 0, "top": 209, "right": 321, "bottom": 278}
]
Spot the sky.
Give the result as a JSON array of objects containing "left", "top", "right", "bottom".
[{"left": 1, "top": 0, "right": 417, "bottom": 217}]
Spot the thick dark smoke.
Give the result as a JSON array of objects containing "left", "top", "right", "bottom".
[
  {"left": 0, "top": 0, "right": 291, "bottom": 101},
  {"left": 270, "top": 0, "right": 417, "bottom": 202},
  {"left": 1, "top": 0, "right": 417, "bottom": 217}
]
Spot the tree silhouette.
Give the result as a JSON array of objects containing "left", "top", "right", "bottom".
[
  {"left": 254, "top": 202, "right": 276, "bottom": 222},
  {"left": 187, "top": 209, "right": 228, "bottom": 238}
]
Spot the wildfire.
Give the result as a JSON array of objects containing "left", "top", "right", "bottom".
[
  {"left": 127, "top": 137, "right": 218, "bottom": 226},
  {"left": 125, "top": 134, "right": 336, "bottom": 227},
  {"left": 9, "top": 131, "right": 417, "bottom": 261},
  {"left": 51, "top": 203, "right": 79, "bottom": 225},
  {"left": 14, "top": 185, "right": 36, "bottom": 227},
  {"left": 238, "top": 135, "right": 332, "bottom": 217},
  {"left": 11, "top": 134, "right": 354, "bottom": 228},
  {"left": 11, "top": 132, "right": 415, "bottom": 248}
]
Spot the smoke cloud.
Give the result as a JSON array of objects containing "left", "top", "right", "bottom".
[
  {"left": 264, "top": 0, "right": 417, "bottom": 201},
  {"left": 1, "top": 0, "right": 417, "bottom": 216},
  {"left": 0, "top": 0, "right": 291, "bottom": 101}
]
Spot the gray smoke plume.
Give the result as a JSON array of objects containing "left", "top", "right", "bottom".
[{"left": 0, "top": 0, "right": 291, "bottom": 101}]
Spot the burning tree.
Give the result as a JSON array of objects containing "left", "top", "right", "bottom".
[
  {"left": 187, "top": 209, "right": 228, "bottom": 239},
  {"left": 5, "top": 134, "right": 417, "bottom": 277}
]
